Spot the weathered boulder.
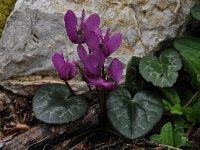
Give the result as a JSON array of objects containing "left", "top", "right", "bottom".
[{"left": 0, "top": 0, "right": 199, "bottom": 95}]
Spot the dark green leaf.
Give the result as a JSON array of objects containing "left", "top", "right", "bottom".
[
  {"left": 139, "top": 49, "right": 182, "bottom": 87},
  {"left": 173, "top": 128, "right": 190, "bottom": 148},
  {"left": 151, "top": 122, "right": 190, "bottom": 148},
  {"left": 191, "top": 5, "right": 200, "bottom": 21},
  {"left": 160, "top": 122, "right": 173, "bottom": 146},
  {"left": 150, "top": 134, "right": 161, "bottom": 144},
  {"left": 174, "top": 37, "right": 200, "bottom": 88},
  {"left": 161, "top": 88, "right": 180, "bottom": 105},
  {"left": 106, "top": 88, "right": 163, "bottom": 140},
  {"left": 125, "top": 56, "right": 148, "bottom": 95},
  {"left": 162, "top": 99, "right": 173, "bottom": 110},
  {"left": 183, "top": 101, "right": 200, "bottom": 123},
  {"left": 32, "top": 84, "right": 88, "bottom": 124},
  {"left": 174, "top": 117, "right": 191, "bottom": 129}
]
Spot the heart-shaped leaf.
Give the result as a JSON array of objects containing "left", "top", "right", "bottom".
[
  {"left": 125, "top": 56, "right": 148, "bottom": 95},
  {"left": 106, "top": 88, "right": 163, "bottom": 139},
  {"left": 174, "top": 37, "right": 200, "bottom": 88},
  {"left": 32, "top": 84, "right": 88, "bottom": 124},
  {"left": 139, "top": 49, "right": 182, "bottom": 87},
  {"left": 191, "top": 4, "right": 200, "bottom": 21}
]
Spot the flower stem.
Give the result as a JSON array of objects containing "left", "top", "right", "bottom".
[
  {"left": 64, "top": 80, "right": 75, "bottom": 96},
  {"left": 184, "top": 89, "right": 200, "bottom": 107},
  {"left": 100, "top": 65, "right": 105, "bottom": 124},
  {"left": 100, "top": 89, "right": 105, "bottom": 124},
  {"left": 76, "top": 64, "right": 92, "bottom": 92}
]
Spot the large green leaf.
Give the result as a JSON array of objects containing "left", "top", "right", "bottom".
[
  {"left": 191, "top": 5, "right": 200, "bottom": 21},
  {"left": 174, "top": 37, "right": 200, "bottom": 88},
  {"left": 106, "top": 88, "right": 163, "bottom": 139},
  {"left": 32, "top": 84, "right": 88, "bottom": 124},
  {"left": 151, "top": 122, "right": 191, "bottom": 148},
  {"left": 160, "top": 122, "right": 173, "bottom": 146},
  {"left": 139, "top": 49, "right": 182, "bottom": 87},
  {"left": 125, "top": 56, "right": 148, "bottom": 95}
]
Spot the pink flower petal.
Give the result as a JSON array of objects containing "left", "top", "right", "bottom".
[
  {"left": 85, "top": 14, "right": 100, "bottom": 31},
  {"left": 80, "top": 9, "right": 85, "bottom": 22},
  {"left": 68, "top": 61, "right": 77, "bottom": 80},
  {"left": 52, "top": 53, "right": 69, "bottom": 80},
  {"left": 77, "top": 44, "right": 87, "bottom": 63},
  {"left": 106, "top": 33, "right": 122, "bottom": 56},
  {"left": 108, "top": 58, "right": 123, "bottom": 85},
  {"left": 86, "top": 76, "right": 114, "bottom": 89},
  {"left": 64, "top": 10, "right": 78, "bottom": 43}
]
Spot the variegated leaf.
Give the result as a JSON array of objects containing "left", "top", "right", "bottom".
[{"left": 32, "top": 84, "right": 88, "bottom": 124}]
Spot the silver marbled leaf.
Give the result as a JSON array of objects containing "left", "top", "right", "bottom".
[
  {"left": 139, "top": 49, "right": 182, "bottom": 87},
  {"left": 32, "top": 83, "right": 88, "bottom": 124},
  {"left": 106, "top": 88, "right": 163, "bottom": 140}
]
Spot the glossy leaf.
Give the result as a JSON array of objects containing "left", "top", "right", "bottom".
[
  {"left": 160, "top": 122, "right": 173, "bottom": 146},
  {"left": 151, "top": 122, "right": 190, "bottom": 148},
  {"left": 139, "top": 49, "right": 182, "bottom": 87},
  {"left": 162, "top": 99, "right": 173, "bottom": 110},
  {"left": 170, "top": 104, "right": 183, "bottom": 115},
  {"left": 183, "top": 101, "right": 200, "bottom": 124},
  {"left": 162, "top": 99, "right": 183, "bottom": 115},
  {"left": 106, "top": 88, "right": 163, "bottom": 140},
  {"left": 161, "top": 88, "right": 180, "bottom": 105},
  {"left": 174, "top": 37, "right": 200, "bottom": 88},
  {"left": 125, "top": 56, "right": 147, "bottom": 95},
  {"left": 191, "top": 5, "right": 200, "bottom": 21},
  {"left": 32, "top": 84, "right": 88, "bottom": 124}
]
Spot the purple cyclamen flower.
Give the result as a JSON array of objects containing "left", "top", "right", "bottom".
[
  {"left": 86, "top": 58, "right": 123, "bottom": 89},
  {"left": 52, "top": 53, "right": 77, "bottom": 81},
  {"left": 64, "top": 9, "right": 101, "bottom": 51},
  {"left": 64, "top": 10, "right": 84, "bottom": 44},
  {"left": 108, "top": 58, "right": 123, "bottom": 85},
  {"left": 102, "top": 28, "right": 122, "bottom": 57},
  {"left": 77, "top": 44, "right": 105, "bottom": 76}
]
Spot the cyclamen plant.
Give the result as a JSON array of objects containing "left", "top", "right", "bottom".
[
  {"left": 33, "top": 10, "right": 123, "bottom": 126},
  {"left": 53, "top": 9, "right": 123, "bottom": 90},
  {"left": 32, "top": 9, "right": 164, "bottom": 140}
]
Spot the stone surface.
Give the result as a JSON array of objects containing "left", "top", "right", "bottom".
[{"left": 0, "top": 0, "right": 199, "bottom": 94}]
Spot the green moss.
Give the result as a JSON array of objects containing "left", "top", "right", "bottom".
[{"left": 0, "top": 0, "right": 16, "bottom": 36}]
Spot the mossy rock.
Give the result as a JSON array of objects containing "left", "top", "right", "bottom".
[{"left": 0, "top": 0, "right": 16, "bottom": 36}]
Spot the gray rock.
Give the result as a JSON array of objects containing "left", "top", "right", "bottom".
[{"left": 0, "top": 0, "right": 199, "bottom": 94}]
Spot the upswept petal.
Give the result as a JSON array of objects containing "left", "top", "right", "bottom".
[
  {"left": 52, "top": 53, "right": 77, "bottom": 80},
  {"left": 84, "top": 52, "right": 100, "bottom": 76},
  {"left": 83, "top": 51, "right": 105, "bottom": 76},
  {"left": 106, "top": 33, "right": 122, "bottom": 56},
  {"left": 108, "top": 58, "right": 123, "bottom": 85},
  {"left": 80, "top": 9, "right": 85, "bottom": 22},
  {"left": 96, "top": 28, "right": 102, "bottom": 38},
  {"left": 52, "top": 53, "right": 69, "bottom": 80},
  {"left": 85, "top": 14, "right": 100, "bottom": 31},
  {"left": 86, "top": 31, "right": 100, "bottom": 51},
  {"left": 64, "top": 10, "right": 78, "bottom": 43},
  {"left": 68, "top": 61, "right": 77, "bottom": 80},
  {"left": 86, "top": 76, "right": 113, "bottom": 89},
  {"left": 103, "top": 28, "right": 110, "bottom": 46},
  {"left": 81, "top": 23, "right": 100, "bottom": 51},
  {"left": 96, "top": 50, "right": 105, "bottom": 68},
  {"left": 77, "top": 44, "right": 87, "bottom": 63}
]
